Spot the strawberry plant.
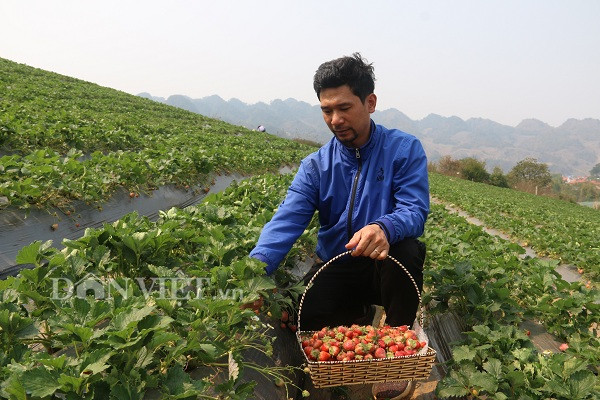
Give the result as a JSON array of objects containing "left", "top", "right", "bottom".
[
  {"left": 0, "top": 173, "right": 317, "bottom": 399},
  {"left": 423, "top": 203, "right": 599, "bottom": 399}
]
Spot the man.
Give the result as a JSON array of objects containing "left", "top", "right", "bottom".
[{"left": 250, "top": 53, "right": 429, "bottom": 398}]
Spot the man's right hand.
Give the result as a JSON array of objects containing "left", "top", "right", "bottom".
[{"left": 345, "top": 224, "right": 389, "bottom": 260}]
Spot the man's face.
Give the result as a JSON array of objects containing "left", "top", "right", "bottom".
[{"left": 319, "top": 84, "right": 377, "bottom": 148}]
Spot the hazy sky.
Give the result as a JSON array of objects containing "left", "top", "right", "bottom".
[{"left": 2, "top": 1, "right": 599, "bottom": 127}]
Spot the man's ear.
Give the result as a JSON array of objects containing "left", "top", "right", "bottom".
[{"left": 366, "top": 93, "right": 377, "bottom": 113}]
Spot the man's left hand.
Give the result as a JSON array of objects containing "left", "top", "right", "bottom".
[{"left": 345, "top": 224, "right": 389, "bottom": 260}]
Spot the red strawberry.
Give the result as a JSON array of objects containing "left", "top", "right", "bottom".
[
  {"left": 342, "top": 340, "right": 355, "bottom": 351},
  {"left": 280, "top": 310, "right": 289, "bottom": 322},
  {"left": 329, "top": 345, "right": 340, "bottom": 357},
  {"left": 310, "top": 349, "right": 321, "bottom": 360},
  {"left": 374, "top": 348, "right": 386, "bottom": 359},
  {"left": 318, "top": 351, "right": 331, "bottom": 361},
  {"left": 304, "top": 346, "right": 314, "bottom": 357}
]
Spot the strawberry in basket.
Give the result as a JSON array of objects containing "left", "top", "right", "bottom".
[{"left": 300, "top": 324, "right": 427, "bottom": 362}]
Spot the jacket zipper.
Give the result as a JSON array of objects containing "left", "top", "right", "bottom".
[{"left": 347, "top": 148, "right": 362, "bottom": 241}]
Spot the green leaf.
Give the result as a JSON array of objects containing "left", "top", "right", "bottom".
[
  {"left": 111, "top": 305, "right": 154, "bottom": 331},
  {"left": 165, "top": 365, "right": 189, "bottom": 395},
  {"left": 483, "top": 358, "right": 503, "bottom": 379},
  {"left": 437, "top": 385, "right": 470, "bottom": 398},
  {"left": 22, "top": 368, "right": 61, "bottom": 397},
  {"left": 569, "top": 369, "right": 597, "bottom": 398},
  {"left": 0, "top": 375, "right": 27, "bottom": 400},
  {"left": 39, "top": 353, "right": 68, "bottom": 369},
  {"left": 15, "top": 241, "right": 42, "bottom": 266},
  {"left": 470, "top": 371, "right": 498, "bottom": 393},
  {"left": 57, "top": 374, "right": 84, "bottom": 393},
  {"left": 453, "top": 345, "right": 477, "bottom": 362}
]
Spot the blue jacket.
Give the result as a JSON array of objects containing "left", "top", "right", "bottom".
[{"left": 250, "top": 121, "right": 429, "bottom": 274}]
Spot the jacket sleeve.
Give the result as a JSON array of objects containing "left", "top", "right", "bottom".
[
  {"left": 249, "top": 159, "right": 318, "bottom": 274},
  {"left": 375, "top": 137, "right": 429, "bottom": 243}
]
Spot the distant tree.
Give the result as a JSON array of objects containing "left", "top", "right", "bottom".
[
  {"left": 590, "top": 163, "right": 600, "bottom": 179},
  {"left": 459, "top": 157, "right": 490, "bottom": 183},
  {"left": 489, "top": 166, "right": 509, "bottom": 188},
  {"left": 508, "top": 157, "right": 552, "bottom": 188},
  {"left": 437, "top": 155, "right": 461, "bottom": 176}
]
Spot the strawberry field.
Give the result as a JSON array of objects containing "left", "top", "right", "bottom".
[
  {"left": 429, "top": 172, "right": 600, "bottom": 281},
  {"left": 0, "top": 174, "right": 318, "bottom": 399},
  {"left": 0, "top": 57, "right": 599, "bottom": 398},
  {"left": 0, "top": 58, "right": 313, "bottom": 211}
]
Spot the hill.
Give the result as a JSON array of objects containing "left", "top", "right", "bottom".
[
  {"left": 0, "top": 58, "right": 313, "bottom": 210},
  {"left": 138, "top": 93, "right": 600, "bottom": 176}
]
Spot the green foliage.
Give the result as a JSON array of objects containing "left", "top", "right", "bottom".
[
  {"left": 430, "top": 172, "right": 600, "bottom": 280},
  {"left": 590, "top": 163, "right": 600, "bottom": 178},
  {"left": 459, "top": 157, "right": 490, "bottom": 183},
  {"left": 508, "top": 157, "right": 552, "bottom": 188},
  {"left": 423, "top": 202, "right": 599, "bottom": 399},
  {"left": 1, "top": 173, "right": 316, "bottom": 399},
  {"left": 0, "top": 58, "right": 313, "bottom": 210},
  {"left": 489, "top": 166, "right": 509, "bottom": 188}
]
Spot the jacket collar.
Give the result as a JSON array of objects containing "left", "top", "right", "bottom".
[{"left": 337, "top": 120, "right": 379, "bottom": 161}]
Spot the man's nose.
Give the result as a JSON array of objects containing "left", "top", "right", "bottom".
[{"left": 331, "top": 111, "right": 344, "bottom": 126}]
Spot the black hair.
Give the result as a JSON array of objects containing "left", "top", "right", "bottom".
[{"left": 313, "top": 52, "right": 375, "bottom": 102}]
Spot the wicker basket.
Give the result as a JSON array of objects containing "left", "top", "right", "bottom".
[{"left": 296, "top": 250, "right": 437, "bottom": 388}]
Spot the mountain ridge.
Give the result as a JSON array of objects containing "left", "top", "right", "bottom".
[{"left": 137, "top": 93, "right": 600, "bottom": 176}]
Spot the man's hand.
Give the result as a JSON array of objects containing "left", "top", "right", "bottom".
[{"left": 345, "top": 224, "right": 389, "bottom": 260}]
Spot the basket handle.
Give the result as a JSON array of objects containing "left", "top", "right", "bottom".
[{"left": 297, "top": 250, "right": 424, "bottom": 333}]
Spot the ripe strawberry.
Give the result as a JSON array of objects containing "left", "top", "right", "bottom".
[
  {"left": 355, "top": 343, "right": 367, "bottom": 356},
  {"left": 310, "top": 349, "right": 320, "bottom": 361},
  {"left": 559, "top": 343, "right": 569, "bottom": 351},
  {"left": 342, "top": 340, "right": 355, "bottom": 351},
  {"left": 280, "top": 310, "right": 289, "bottom": 322},
  {"left": 374, "top": 347, "right": 386, "bottom": 359},
  {"left": 329, "top": 345, "right": 340, "bottom": 357},
  {"left": 318, "top": 351, "right": 331, "bottom": 361}
]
